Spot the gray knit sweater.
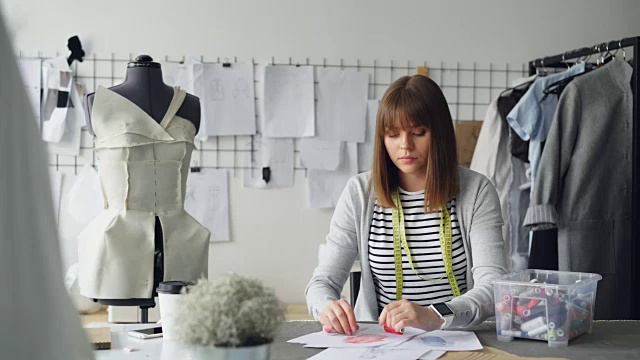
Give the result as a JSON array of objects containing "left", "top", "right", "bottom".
[{"left": 305, "top": 166, "right": 506, "bottom": 328}]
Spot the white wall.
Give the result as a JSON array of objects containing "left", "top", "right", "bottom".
[{"left": 3, "top": 0, "right": 640, "bottom": 304}]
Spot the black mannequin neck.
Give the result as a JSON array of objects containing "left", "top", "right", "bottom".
[
  {"left": 113, "top": 66, "right": 174, "bottom": 123},
  {"left": 123, "top": 66, "right": 168, "bottom": 92}
]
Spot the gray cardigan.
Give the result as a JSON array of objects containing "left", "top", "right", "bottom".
[{"left": 305, "top": 166, "right": 507, "bottom": 328}]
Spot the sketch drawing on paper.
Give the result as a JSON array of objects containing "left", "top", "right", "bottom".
[
  {"left": 185, "top": 186, "right": 196, "bottom": 202},
  {"left": 419, "top": 336, "right": 453, "bottom": 347},
  {"left": 232, "top": 78, "right": 252, "bottom": 99},
  {"left": 344, "top": 334, "right": 386, "bottom": 344},
  {"left": 208, "top": 78, "right": 224, "bottom": 100},
  {"left": 359, "top": 348, "right": 391, "bottom": 359},
  {"left": 208, "top": 185, "right": 220, "bottom": 222}
]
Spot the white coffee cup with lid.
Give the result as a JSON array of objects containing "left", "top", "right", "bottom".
[{"left": 157, "top": 280, "right": 194, "bottom": 341}]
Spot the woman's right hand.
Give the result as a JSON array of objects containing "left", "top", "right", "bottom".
[{"left": 320, "top": 299, "right": 359, "bottom": 335}]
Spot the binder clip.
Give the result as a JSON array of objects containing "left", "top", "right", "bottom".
[
  {"left": 261, "top": 167, "right": 271, "bottom": 184},
  {"left": 190, "top": 161, "right": 201, "bottom": 173}
]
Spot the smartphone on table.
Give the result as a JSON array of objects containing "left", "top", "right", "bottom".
[{"left": 127, "top": 326, "right": 163, "bottom": 339}]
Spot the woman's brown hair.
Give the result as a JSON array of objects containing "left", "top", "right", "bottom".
[{"left": 371, "top": 75, "right": 459, "bottom": 212}]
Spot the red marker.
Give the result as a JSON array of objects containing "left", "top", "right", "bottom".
[{"left": 383, "top": 323, "right": 404, "bottom": 335}]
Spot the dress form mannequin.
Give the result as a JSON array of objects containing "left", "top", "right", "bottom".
[
  {"left": 83, "top": 55, "right": 202, "bottom": 321},
  {"left": 85, "top": 55, "right": 200, "bottom": 132}
]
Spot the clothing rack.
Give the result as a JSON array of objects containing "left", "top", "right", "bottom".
[{"left": 528, "top": 36, "right": 640, "bottom": 320}]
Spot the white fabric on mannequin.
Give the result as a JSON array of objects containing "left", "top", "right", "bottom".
[
  {"left": 78, "top": 86, "right": 210, "bottom": 299},
  {"left": 0, "top": 9, "right": 94, "bottom": 360}
]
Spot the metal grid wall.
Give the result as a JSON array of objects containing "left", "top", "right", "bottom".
[{"left": 19, "top": 52, "right": 527, "bottom": 176}]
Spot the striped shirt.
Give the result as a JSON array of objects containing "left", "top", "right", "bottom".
[{"left": 368, "top": 188, "right": 467, "bottom": 312}]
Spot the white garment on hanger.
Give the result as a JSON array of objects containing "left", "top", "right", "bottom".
[
  {"left": 0, "top": 9, "right": 94, "bottom": 358},
  {"left": 78, "top": 86, "right": 210, "bottom": 299},
  {"left": 470, "top": 98, "right": 511, "bottom": 269}
]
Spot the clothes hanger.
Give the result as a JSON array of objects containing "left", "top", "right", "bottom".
[{"left": 542, "top": 45, "right": 603, "bottom": 99}]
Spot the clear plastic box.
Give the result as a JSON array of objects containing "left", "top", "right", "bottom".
[{"left": 492, "top": 269, "right": 601, "bottom": 348}]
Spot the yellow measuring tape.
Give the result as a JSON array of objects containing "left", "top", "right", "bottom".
[{"left": 391, "top": 190, "right": 461, "bottom": 301}]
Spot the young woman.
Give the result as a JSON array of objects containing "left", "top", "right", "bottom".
[{"left": 306, "top": 75, "right": 506, "bottom": 335}]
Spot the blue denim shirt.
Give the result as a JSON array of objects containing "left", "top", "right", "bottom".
[{"left": 506, "top": 63, "right": 586, "bottom": 194}]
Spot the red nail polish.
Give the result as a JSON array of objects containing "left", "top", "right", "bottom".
[{"left": 383, "top": 323, "right": 404, "bottom": 335}]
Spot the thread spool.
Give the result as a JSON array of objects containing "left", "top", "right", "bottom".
[
  {"left": 500, "top": 330, "right": 522, "bottom": 337},
  {"left": 496, "top": 301, "right": 508, "bottom": 313},
  {"left": 521, "top": 316, "right": 546, "bottom": 333},
  {"left": 527, "top": 324, "right": 548, "bottom": 337}
]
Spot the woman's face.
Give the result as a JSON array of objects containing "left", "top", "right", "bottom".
[{"left": 384, "top": 125, "right": 431, "bottom": 177}]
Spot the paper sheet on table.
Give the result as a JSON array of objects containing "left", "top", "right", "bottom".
[
  {"left": 307, "top": 142, "right": 358, "bottom": 208},
  {"left": 294, "top": 324, "right": 424, "bottom": 349},
  {"left": 17, "top": 58, "right": 41, "bottom": 127},
  {"left": 300, "top": 139, "right": 342, "bottom": 170},
  {"left": 262, "top": 65, "right": 314, "bottom": 138},
  {"left": 358, "top": 100, "right": 380, "bottom": 172},
  {"left": 308, "top": 348, "right": 431, "bottom": 360},
  {"left": 201, "top": 63, "right": 256, "bottom": 136},
  {"left": 316, "top": 68, "right": 369, "bottom": 143},
  {"left": 67, "top": 165, "right": 104, "bottom": 225},
  {"left": 184, "top": 169, "right": 230, "bottom": 242},
  {"left": 381, "top": 330, "right": 482, "bottom": 352},
  {"left": 419, "top": 350, "right": 446, "bottom": 360},
  {"left": 46, "top": 82, "right": 84, "bottom": 156},
  {"left": 244, "top": 135, "right": 294, "bottom": 189},
  {"left": 49, "top": 170, "right": 62, "bottom": 224}
]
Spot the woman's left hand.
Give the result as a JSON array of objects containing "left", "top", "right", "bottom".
[{"left": 378, "top": 299, "right": 445, "bottom": 332}]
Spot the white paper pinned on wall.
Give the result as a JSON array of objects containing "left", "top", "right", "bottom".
[
  {"left": 308, "top": 142, "right": 358, "bottom": 208},
  {"left": 254, "top": 64, "right": 266, "bottom": 134},
  {"left": 357, "top": 100, "right": 380, "bottom": 172},
  {"left": 192, "top": 62, "right": 208, "bottom": 141},
  {"left": 316, "top": 68, "right": 369, "bottom": 143},
  {"left": 244, "top": 135, "right": 294, "bottom": 189},
  {"left": 46, "top": 82, "right": 84, "bottom": 156},
  {"left": 184, "top": 169, "right": 230, "bottom": 242},
  {"left": 162, "top": 57, "right": 199, "bottom": 93},
  {"left": 262, "top": 65, "right": 315, "bottom": 138},
  {"left": 202, "top": 63, "right": 256, "bottom": 136},
  {"left": 17, "top": 58, "right": 42, "bottom": 127},
  {"left": 300, "top": 138, "right": 342, "bottom": 171},
  {"left": 67, "top": 165, "right": 104, "bottom": 225},
  {"left": 41, "top": 56, "right": 72, "bottom": 142}
]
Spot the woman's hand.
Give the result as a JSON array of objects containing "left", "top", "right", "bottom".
[
  {"left": 378, "top": 299, "right": 445, "bottom": 332},
  {"left": 320, "top": 299, "right": 359, "bottom": 335}
]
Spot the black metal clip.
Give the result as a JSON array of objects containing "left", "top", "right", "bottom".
[{"left": 262, "top": 167, "right": 271, "bottom": 183}]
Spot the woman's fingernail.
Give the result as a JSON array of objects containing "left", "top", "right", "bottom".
[
  {"left": 352, "top": 325, "right": 358, "bottom": 333},
  {"left": 323, "top": 325, "right": 331, "bottom": 333}
]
